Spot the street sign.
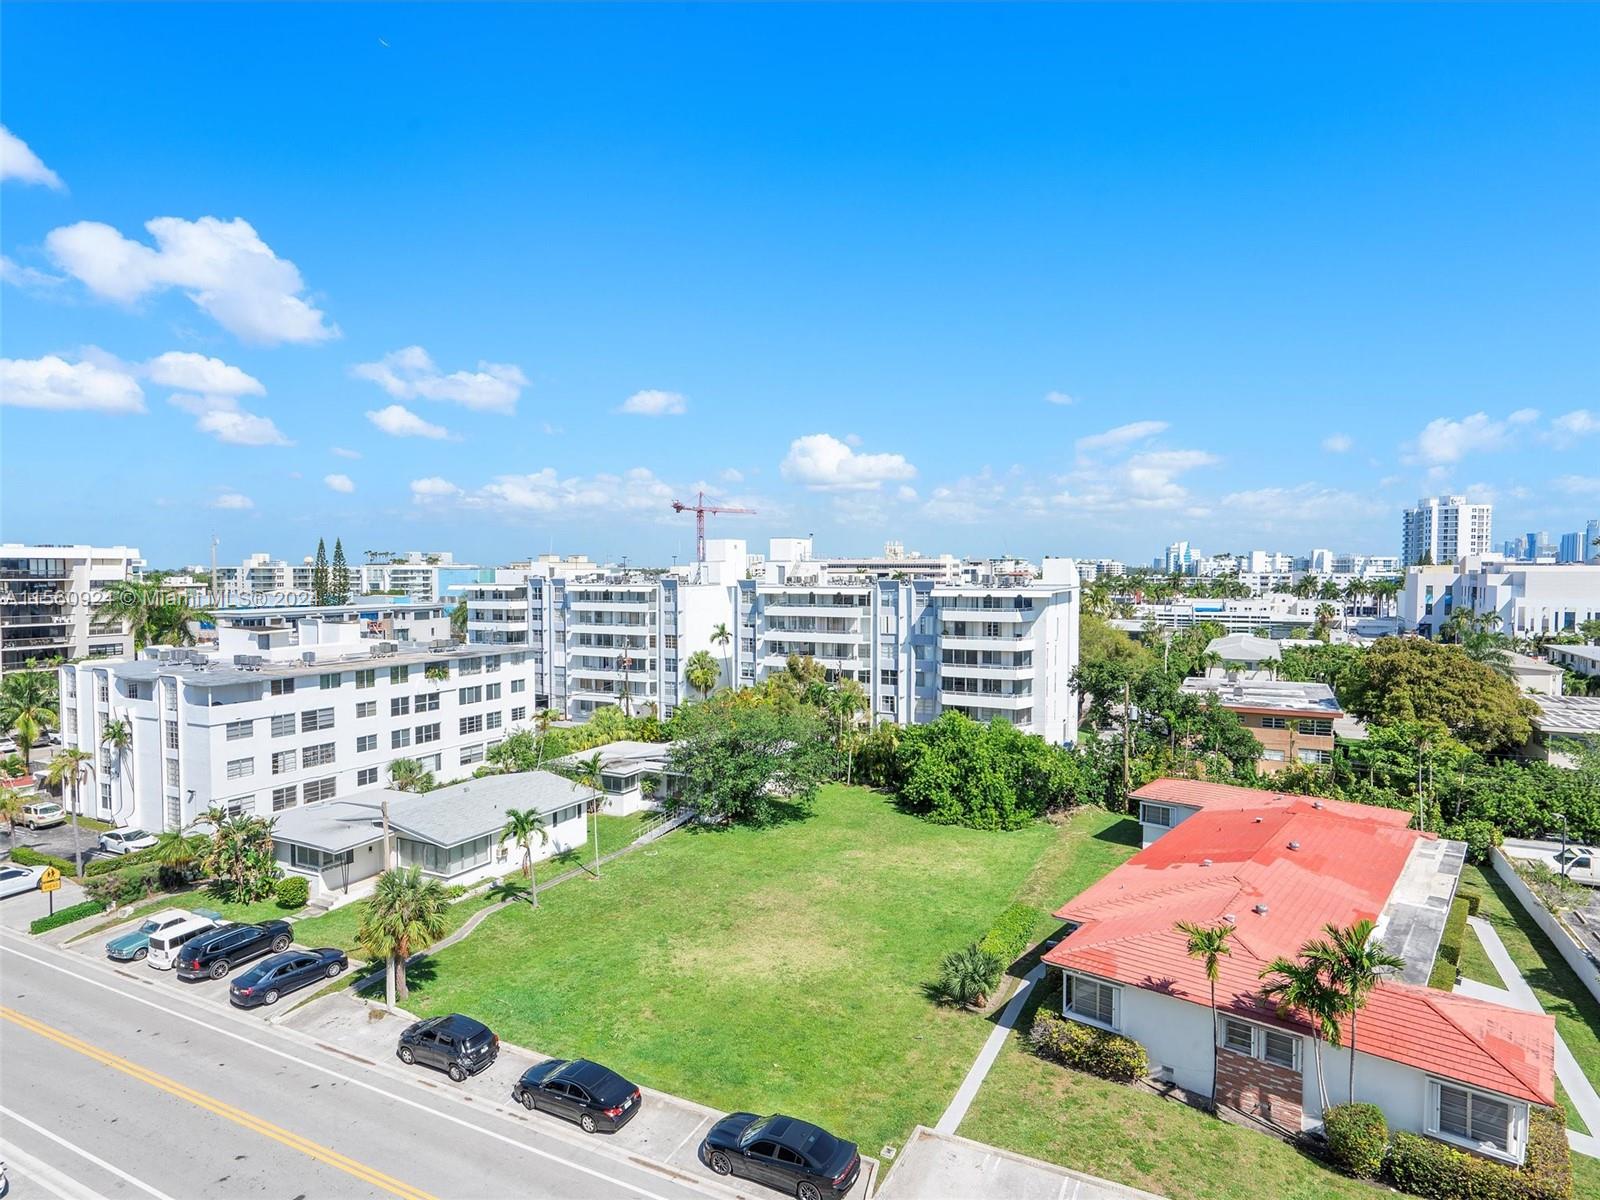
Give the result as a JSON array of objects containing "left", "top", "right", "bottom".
[{"left": 39, "top": 866, "right": 61, "bottom": 893}]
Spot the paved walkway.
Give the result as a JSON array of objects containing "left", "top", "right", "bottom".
[
  {"left": 879, "top": 1127, "right": 1165, "bottom": 1200},
  {"left": 1461, "top": 915, "right": 1600, "bottom": 1159},
  {"left": 936, "top": 960, "right": 1046, "bottom": 1135}
]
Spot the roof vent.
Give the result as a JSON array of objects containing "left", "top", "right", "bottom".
[
  {"left": 1253, "top": 903, "right": 1269, "bottom": 915},
  {"left": 1253, "top": 816, "right": 1263, "bottom": 823},
  {"left": 1223, "top": 914, "right": 1236, "bottom": 924},
  {"left": 1287, "top": 840, "right": 1301, "bottom": 851},
  {"left": 1201, "top": 858, "right": 1213, "bottom": 867},
  {"left": 1312, "top": 800, "right": 1324, "bottom": 809}
]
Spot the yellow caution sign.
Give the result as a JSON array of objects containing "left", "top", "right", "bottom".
[{"left": 39, "top": 866, "right": 62, "bottom": 893}]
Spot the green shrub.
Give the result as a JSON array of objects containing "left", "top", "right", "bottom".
[
  {"left": 934, "top": 943, "right": 1003, "bottom": 1007},
  {"left": 85, "top": 846, "right": 163, "bottom": 876},
  {"left": 1428, "top": 896, "right": 1472, "bottom": 990},
  {"left": 1458, "top": 887, "right": 1481, "bottom": 916},
  {"left": 82, "top": 863, "right": 161, "bottom": 907},
  {"left": 978, "top": 902, "right": 1041, "bottom": 967},
  {"left": 1323, "top": 1103, "right": 1388, "bottom": 1179},
  {"left": 1027, "top": 1012, "right": 1149, "bottom": 1082},
  {"left": 1442, "top": 818, "right": 1501, "bottom": 865},
  {"left": 443, "top": 883, "right": 470, "bottom": 900},
  {"left": 10, "top": 846, "right": 76, "bottom": 874},
  {"left": 274, "top": 875, "right": 309, "bottom": 909},
  {"left": 1388, "top": 1108, "right": 1571, "bottom": 1200},
  {"left": 30, "top": 900, "right": 106, "bottom": 935}
]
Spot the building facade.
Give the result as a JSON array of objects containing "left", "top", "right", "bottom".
[
  {"left": 1401, "top": 495, "right": 1494, "bottom": 567},
  {"left": 0, "top": 543, "right": 142, "bottom": 674},
  {"left": 1399, "top": 557, "right": 1600, "bottom": 638}
]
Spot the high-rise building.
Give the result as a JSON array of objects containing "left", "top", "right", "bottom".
[
  {"left": 1400, "top": 495, "right": 1493, "bottom": 567},
  {"left": 1559, "top": 532, "right": 1585, "bottom": 564},
  {"left": 1584, "top": 519, "right": 1600, "bottom": 564},
  {"left": 1, "top": 544, "right": 143, "bottom": 673}
]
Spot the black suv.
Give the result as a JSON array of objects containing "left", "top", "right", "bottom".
[
  {"left": 174, "top": 920, "right": 294, "bottom": 981},
  {"left": 513, "top": 1058, "right": 641, "bottom": 1133},
  {"left": 396, "top": 1014, "right": 499, "bottom": 1082},
  {"left": 701, "top": 1113, "right": 861, "bottom": 1199}
]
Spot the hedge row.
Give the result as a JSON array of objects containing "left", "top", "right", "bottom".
[
  {"left": 10, "top": 845, "right": 76, "bottom": 874},
  {"left": 1028, "top": 1012, "right": 1149, "bottom": 1082},
  {"left": 977, "top": 902, "right": 1041, "bottom": 967},
  {"left": 1427, "top": 896, "right": 1473, "bottom": 990},
  {"left": 1458, "top": 887, "right": 1481, "bottom": 916},
  {"left": 30, "top": 899, "right": 106, "bottom": 935},
  {"left": 85, "top": 845, "right": 164, "bottom": 876}
]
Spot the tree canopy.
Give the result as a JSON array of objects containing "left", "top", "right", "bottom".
[
  {"left": 664, "top": 697, "right": 834, "bottom": 825},
  {"left": 1341, "top": 637, "right": 1536, "bottom": 752}
]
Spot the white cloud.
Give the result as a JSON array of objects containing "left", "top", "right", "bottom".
[
  {"left": 1219, "top": 483, "right": 1385, "bottom": 521},
  {"left": 1, "top": 254, "right": 65, "bottom": 290},
  {"left": 896, "top": 485, "right": 919, "bottom": 502},
  {"left": 366, "top": 404, "right": 451, "bottom": 440},
  {"left": 1053, "top": 448, "right": 1220, "bottom": 514},
  {"left": 150, "top": 351, "right": 288, "bottom": 445},
  {"left": 1509, "top": 408, "right": 1540, "bottom": 425},
  {"left": 720, "top": 468, "right": 744, "bottom": 484},
  {"left": 331, "top": 446, "right": 362, "bottom": 459},
  {"left": 324, "top": 473, "right": 355, "bottom": 494},
  {"left": 1321, "top": 433, "right": 1353, "bottom": 453},
  {"left": 1408, "top": 411, "right": 1535, "bottom": 465},
  {"left": 352, "top": 346, "right": 525, "bottom": 414},
  {"left": 410, "top": 476, "right": 462, "bottom": 501},
  {"left": 210, "top": 492, "right": 254, "bottom": 510},
  {"left": 1551, "top": 410, "right": 1600, "bottom": 442},
  {"left": 1555, "top": 475, "right": 1600, "bottom": 496},
  {"left": 0, "top": 125, "right": 63, "bottom": 189},
  {"left": 172, "top": 399, "right": 292, "bottom": 447},
  {"left": 0, "top": 354, "right": 145, "bottom": 413},
  {"left": 146, "top": 351, "right": 264, "bottom": 396},
  {"left": 1044, "top": 390, "right": 1076, "bottom": 406},
  {"left": 619, "top": 389, "right": 687, "bottom": 417},
  {"left": 473, "top": 466, "right": 678, "bottom": 514},
  {"left": 45, "top": 215, "right": 337, "bottom": 345},
  {"left": 780, "top": 433, "right": 917, "bottom": 491},
  {"left": 1074, "top": 420, "right": 1168, "bottom": 454}
]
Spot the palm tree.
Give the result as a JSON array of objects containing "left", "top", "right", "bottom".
[
  {"left": 1, "top": 669, "right": 59, "bottom": 765},
  {"left": 1259, "top": 955, "right": 1345, "bottom": 1113},
  {"left": 1, "top": 786, "right": 26, "bottom": 853},
  {"left": 44, "top": 746, "right": 94, "bottom": 874},
  {"left": 936, "top": 943, "right": 1002, "bottom": 1009},
  {"left": 685, "top": 649, "right": 719, "bottom": 699},
  {"left": 387, "top": 757, "right": 435, "bottom": 793},
  {"left": 149, "top": 828, "right": 207, "bottom": 887},
  {"left": 498, "top": 807, "right": 548, "bottom": 901},
  {"left": 566, "top": 752, "right": 605, "bottom": 878},
  {"left": 1302, "top": 919, "right": 1403, "bottom": 1103},
  {"left": 355, "top": 866, "right": 451, "bottom": 1002},
  {"left": 450, "top": 598, "right": 468, "bottom": 641},
  {"left": 532, "top": 708, "right": 563, "bottom": 770},
  {"left": 97, "top": 579, "right": 214, "bottom": 650},
  {"left": 1177, "top": 920, "right": 1235, "bottom": 1113},
  {"left": 100, "top": 717, "right": 132, "bottom": 821},
  {"left": 710, "top": 622, "right": 733, "bottom": 682},
  {"left": 828, "top": 677, "right": 868, "bottom": 783}
]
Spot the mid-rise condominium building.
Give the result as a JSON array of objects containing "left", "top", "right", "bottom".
[
  {"left": 1399, "top": 556, "right": 1600, "bottom": 638},
  {"left": 1, "top": 543, "right": 142, "bottom": 673},
  {"left": 359, "top": 551, "right": 485, "bottom": 603},
  {"left": 1401, "top": 495, "right": 1493, "bottom": 567}
]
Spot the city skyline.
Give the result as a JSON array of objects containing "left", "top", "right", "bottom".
[{"left": 4, "top": 5, "right": 1598, "bottom": 566}]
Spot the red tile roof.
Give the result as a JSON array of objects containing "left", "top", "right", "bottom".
[
  {"left": 1, "top": 775, "right": 36, "bottom": 790},
  {"left": 1133, "top": 778, "right": 1415, "bottom": 829},
  {"left": 1044, "top": 781, "right": 1555, "bottom": 1105}
]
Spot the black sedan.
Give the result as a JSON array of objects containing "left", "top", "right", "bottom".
[
  {"left": 512, "top": 1058, "right": 641, "bottom": 1134},
  {"left": 700, "top": 1113, "right": 861, "bottom": 1199},
  {"left": 228, "top": 948, "right": 347, "bottom": 1008},
  {"left": 174, "top": 920, "right": 294, "bottom": 981}
]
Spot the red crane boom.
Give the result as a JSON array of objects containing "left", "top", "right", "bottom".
[{"left": 671, "top": 490, "right": 756, "bottom": 562}]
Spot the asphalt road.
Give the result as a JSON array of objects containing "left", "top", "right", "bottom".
[{"left": 0, "top": 929, "right": 730, "bottom": 1200}]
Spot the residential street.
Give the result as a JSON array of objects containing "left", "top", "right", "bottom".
[{"left": 0, "top": 927, "right": 730, "bottom": 1200}]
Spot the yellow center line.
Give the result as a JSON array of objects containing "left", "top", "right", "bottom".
[{"left": 0, "top": 1005, "right": 439, "bottom": 1200}]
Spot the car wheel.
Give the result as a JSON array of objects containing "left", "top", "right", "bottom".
[
  {"left": 133, "top": 947, "right": 148, "bottom": 961},
  {"left": 519, "top": 1091, "right": 535, "bottom": 1111},
  {"left": 798, "top": 1183, "right": 823, "bottom": 1200},
  {"left": 580, "top": 1114, "right": 598, "bottom": 1134},
  {"left": 271, "top": 934, "right": 291, "bottom": 952},
  {"left": 398, "top": 1046, "right": 415, "bottom": 1065},
  {"left": 209, "top": 960, "right": 230, "bottom": 980},
  {"left": 709, "top": 1150, "right": 733, "bottom": 1176},
  {"left": 265, "top": 990, "right": 280, "bottom": 1006},
  {"left": 447, "top": 1063, "right": 467, "bottom": 1083},
  {"left": 326, "top": 961, "right": 342, "bottom": 978}
]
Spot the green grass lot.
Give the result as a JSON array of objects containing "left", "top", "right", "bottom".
[{"left": 390, "top": 787, "right": 1138, "bottom": 1155}]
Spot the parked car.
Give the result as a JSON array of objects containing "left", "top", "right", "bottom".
[
  {"left": 0, "top": 864, "right": 43, "bottom": 900},
  {"left": 1555, "top": 852, "right": 1600, "bottom": 887},
  {"left": 146, "top": 912, "right": 226, "bottom": 970},
  {"left": 17, "top": 801, "right": 65, "bottom": 829},
  {"left": 229, "top": 948, "right": 347, "bottom": 1007},
  {"left": 99, "top": 828, "right": 158, "bottom": 856},
  {"left": 173, "top": 920, "right": 293, "bottom": 980},
  {"left": 106, "top": 908, "right": 222, "bottom": 962},
  {"left": 512, "top": 1058, "right": 641, "bottom": 1133},
  {"left": 396, "top": 1014, "right": 499, "bottom": 1082},
  {"left": 700, "top": 1113, "right": 861, "bottom": 1200}
]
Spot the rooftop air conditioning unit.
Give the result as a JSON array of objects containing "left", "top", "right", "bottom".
[{"left": 301, "top": 651, "right": 318, "bottom": 664}]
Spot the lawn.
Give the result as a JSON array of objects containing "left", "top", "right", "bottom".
[
  {"left": 1010, "top": 807, "right": 1142, "bottom": 942},
  {"left": 395, "top": 785, "right": 1113, "bottom": 1155}
]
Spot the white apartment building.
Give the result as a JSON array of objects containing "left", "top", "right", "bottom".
[
  {"left": 359, "top": 551, "right": 484, "bottom": 604},
  {"left": 1402, "top": 495, "right": 1493, "bottom": 567},
  {"left": 210, "top": 552, "right": 317, "bottom": 604},
  {"left": 761, "top": 538, "right": 964, "bottom": 585},
  {"left": 1075, "top": 559, "right": 1126, "bottom": 581},
  {"left": 1127, "top": 596, "right": 1321, "bottom": 638},
  {"left": 1, "top": 544, "right": 142, "bottom": 673},
  {"left": 1399, "top": 556, "right": 1600, "bottom": 638},
  {"left": 59, "top": 609, "right": 538, "bottom": 832}
]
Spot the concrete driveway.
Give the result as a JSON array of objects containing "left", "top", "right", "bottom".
[
  {"left": 0, "top": 874, "right": 88, "bottom": 931},
  {"left": 879, "top": 1127, "right": 1164, "bottom": 1200}
]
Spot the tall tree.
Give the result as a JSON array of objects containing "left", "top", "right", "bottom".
[
  {"left": 685, "top": 649, "right": 720, "bottom": 699},
  {"left": 1302, "top": 919, "right": 1404, "bottom": 1103},
  {"left": 498, "top": 807, "right": 548, "bottom": 900},
  {"left": 387, "top": 757, "right": 435, "bottom": 793},
  {"left": 1176, "top": 920, "right": 1234, "bottom": 1114},
  {"left": 356, "top": 866, "right": 451, "bottom": 1001},
  {"left": 450, "top": 598, "right": 468, "bottom": 641},
  {"left": 313, "top": 538, "right": 330, "bottom": 605},
  {"left": 1259, "top": 955, "right": 1345, "bottom": 1113},
  {"left": 1343, "top": 637, "right": 1536, "bottom": 752},
  {"left": 0, "top": 669, "right": 58, "bottom": 763},
  {"left": 559, "top": 752, "right": 606, "bottom": 878},
  {"left": 330, "top": 538, "right": 352, "bottom": 604},
  {"left": 666, "top": 701, "right": 833, "bottom": 826},
  {"left": 100, "top": 718, "right": 133, "bottom": 822},
  {"left": 44, "top": 747, "right": 94, "bottom": 874}
]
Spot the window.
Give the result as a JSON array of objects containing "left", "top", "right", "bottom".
[
  {"left": 302, "top": 776, "right": 337, "bottom": 804},
  {"left": 486, "top": 711, "right": 502, "bottom": 730},
  {"left": 358, "top": 767, "right": 380, "bottom": 787},
  {"left": 1063, "top": 974, "right": 1119, "bottom": 1029},
  {"left": 552, "top": 802, "right": 583, "bottom": 825},
  {"left": 1298, "top": 749, "right": 1332, "bottom": 765},
  {"left": 271, "top": 713, "right": 296, "bottom": 737},
  {"left": 303, "top": 743, "right": 336, "bottom": 768},
  {"left": 357, "top": 733, "right": 378, "bottom": 753},
  {"left": 165, "top": 720, "right": 179, "bottom": 749},
  {"left": 397, "top": 832, "right": 492, "bottom": 876},
  {"left": 355, "top": 669, "right": 376, "bottom": 689},
  {"left": 1140, "top": 802, "right": 1175, "bottom": 828},
  {"left": 1260, "top": 715, "right": 1288, "bottom": 730},
  {"left": 1262, "top": 1029, "right": 1298, "bottom": 1069},
  {"left": 1262, "top": 749, "right": 1286, "bottom": 762},
  {"left": 459, "top": 686, "right": 482, "bottom": 705},
  {"left": 270, "top": 678, "right": 295, "bottom": 696},
  {"left": 460, "top": 744, "right": 484, "bottom": 766},
  {"left": 511, "top": 706, "right": 527, "bottom": 722},
  {"left": 390, "top": 664, "right": 410, "bottom": 684},
  {"left": 165, "top": 759, "right": 180, "bottom": 785},
  {"left": 100, "top": 782, "right": 112, "bottom": 809},
  {"left": 272, "top": 785, "right": 298, "bottom": 812},
  {"left": 301, "top": 707, "right": 335, "bottom": 732},
  {"left": 485, "top": 654, "right": 501, "bottom": 672},
  {"left": 1430, "top": 1081, "right": 1518, "bottom": 1159},
  {"left": 226, "top": 720, "right": 253, "bottom": 741},
  {"left": 1222, "top": 1019, "right": 1255, "bottom": 1055},
  {"left": 226, "top": 757, "right": 254, "bottom": 780},
  {"left": 391, "top": 696, "right": 411, "bottom": 717},
  {"left": 511, "top": 678, "right": 526, "bottom": 694},
  {"left": 291, "top": 844, "right": 352, "bottom": 870},
  {"left": 392, "top": 729, "right": 411, "bottom": 749},
  {"left": 1302, "top": 718, "right": 1333, "bottom": 737},
  {"left": 166, "top": 794, "right": 182, "bottom": 827},
  {"left": 485, "top": 682, "right": 501, "bottom": 700},
  {"left": 1219, "top": 1018, "right": 1301, "bottom": 1072},
  {"left": 415, "top": 723, "right": 441, "bottom": 744},
  {"left": 272, "top": 749, "right": 298, "bottom": 774},
  {"left": 320, "top": 672, "right": 343, "bottom": 690},
  {"left": 458, "top": 656, "right": 483, "bottom": 676},
  {"left": 356, "top": 700, "right": 377, "bottom": 719},
  {"left": 415, "top": 692, "right": 440, "bottom": 713},
  {"left": 460, "top": 714, "right": 484, "bottom": 736}
]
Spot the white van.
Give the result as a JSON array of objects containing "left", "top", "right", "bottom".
[{"left": 146, "top": 913, "right": 221, "bottom": 970}]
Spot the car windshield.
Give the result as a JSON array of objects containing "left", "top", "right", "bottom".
[
  {"left": 121, "top": 830, "right": 150, "bottom": 840},
  {"left": 739, "top": 1117, "right": 773, "bottom": 1146},
  {"left": 137, "top": 920, "right": 163, "bottom": 934}
]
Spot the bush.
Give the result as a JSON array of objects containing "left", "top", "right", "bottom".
[
  {"left": 82, "top": 863, "right": 161, "bottom": 907},
  {"left": 978, "top": 902, "right": 1041, "bottom": 967},
  {"left": 1388, "top": 1108, "right": 1571, "bottom": 1200},
  {"left": 1442, "top": 818, "right": 1501, "bottom": 865},
  {"left": 274, "top": 875, "right": 309, "bottom": 909},
  {"left": 1323, "top": 1103, "right": 1388, "bottom": 1179},
  {"left": 1028, "top": 1012, "right": 1149, "bottom": 1082},
  {"left": 85, "top": 846, "right": 162, "bottom": 876},
  {"left": 934, "top": 943, "right": 1003, "bottom": 1008},
  {"left": 10, "top": 846, "right": 76, "bottom": 875},
  {"left": 1428, "top": 896, "right": 1473, "bottom": 990},
  {"left": 30, "top": 899, "right": 106, "bottom": 935},
  {"left": 1458, "top": 887, "right": 1481, "bottom": 916}
]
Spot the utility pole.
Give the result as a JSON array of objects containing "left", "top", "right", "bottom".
[{"left": 381, "top": 797, "right": 395, "bottom": 1011}]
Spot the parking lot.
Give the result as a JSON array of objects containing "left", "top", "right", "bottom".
[{"left": 4, "top": 817, "right": 121, "bottom": 868}]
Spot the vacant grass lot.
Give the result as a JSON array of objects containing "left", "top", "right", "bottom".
[{"left": 397, "top": 787, "right": 1134, "bottom": 1154}]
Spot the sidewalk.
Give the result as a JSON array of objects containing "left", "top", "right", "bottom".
[
  {"left": 935, "top": 960, "right": 1045, "bottom": 1134},
  {"left": 1460, "top": 915, "right": 1600, "bottom": 1159},
  {"left": 879, "top": 1127, "right": 1165, "bottom": 1200}
]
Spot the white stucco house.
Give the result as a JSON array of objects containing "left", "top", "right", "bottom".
[
  {"left": 545, "top": 740, "right": 679, "bottom": 815},
  {"left": 1044, "top": 779, "right": 1556, "bottom": 1166}
]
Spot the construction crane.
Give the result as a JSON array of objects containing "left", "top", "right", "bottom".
[{"left": 671, "top": 491, "right": 756, "bottom": 562}]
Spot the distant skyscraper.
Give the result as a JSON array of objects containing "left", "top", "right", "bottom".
[
  {"left": 1401, "top": 495, "right": 1493, "bottom": 567},
  {"left": 1559, "top": 532, "right": 1584, "bottom": 564},
  {"left": 1587, "top": 519, "right": 1600, "bottom": 563}
]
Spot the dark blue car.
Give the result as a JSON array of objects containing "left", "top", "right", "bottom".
[
  {"left": 228, "top": 947, "right": 347, "bottom": 1007},
  {"left": 701, "top": 1113, "right": 861, "bottom": 1199}
]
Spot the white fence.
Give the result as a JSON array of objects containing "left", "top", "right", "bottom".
[{"left": 1490, "top": 848, "right": 1600, "bottom": 1005}]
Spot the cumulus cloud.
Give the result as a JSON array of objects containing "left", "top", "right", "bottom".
[
  {"left": 183, "top": 403, "right": 293, "bottom": 447},
  {"left": 324, "top": 473, "right": 355, "bottom": 494},
  {"left": 1555, "top": 475, "right": 1600, "bottom": 496},
  {"left": 146, "top": 351, "right": 264, "bottom": 397},
  {"left": 1, "top": 254, "right": 65, "bottom": 290},
  {"left": 0, "top": 125, "right": 63, "bottom": 188},
  {"left": 209, "top": 492, "right": 254, "bottom": 510},
  {"left": 619, "top": 389, "right": 687, "bottom": 417},
  {"left": 352, "top": 346, "right": 525, "bottom": 414},
  {"left": 331, "top": 446, "right": 362, "bottom": 459},
  {"left": 473, "top": 467, "right": 677, "bottom": 514},
  {"left": 1044, "top": 390, "right": 1076, "bottom": 406},
  {"left": 720, "top": 468, "right": 745, "bottom": 484},
  {"left": 1551, "top": 410, "right": 1600, "bottom": 442},
  {"left": 1053, "top": 448, "right": 1220, "bottom": 514},
  {"left": 1220, "top": 483, "right": 1385, "bottom": 521},
  {"left": 410, "top": 476, "right": 463, "bottom": 501},
  {"left": 0, "top": 354, "right": 145, "bottom": 413},
  {"left": 1075, "top": 420, "right": 1168, "bottom": 454},
  {"left": 781, "top": 433, "right": 917, "bottom": 491},
  {"left": 366, "top": 404, "right": 451, "bottom": 440},
  {"left": 149, "top": 351, "right": 289, "bottom": 445},
  {"left": 1408, "top": 409, "right": 1537, "bottom": 465},
  {"left": 45, "top": 215, "right": 337, "bottom": 345},
  {"left": 1321, "top": 433, "right": 1353, "bottom": 453}
]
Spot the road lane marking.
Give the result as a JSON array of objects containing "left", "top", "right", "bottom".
[
  {"left": 0, "top": 1105, "right": 180, "bottom": 1200},
  {"left": 0, "top": 937, "right": 699, "bottom": 1200},
  {"left": 1, "top": 1006, "right": 436, "bottom": 1200}
]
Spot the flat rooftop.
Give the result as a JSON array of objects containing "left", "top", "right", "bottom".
[
  {"left": 1532, "top": 694, "right": 1600, "bottom": 736},
  {"left": 1374, "top": 835, "right": 1468, "bottom": 985},
  {"left": 1179, "top": 676, "right": 1343, "bottom": 716}
]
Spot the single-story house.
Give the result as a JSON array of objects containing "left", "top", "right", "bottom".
[
  {"left": 1518, "top": 695, "right": 1600, "bottom": 769},
  {"left": 1502, "top": 652, "right": 1567, "bottom": 698},
  {"left": 1546, "top": 643, "right": 1600, "bottom": 681},
  {"left": 1178, "top": 677, "right": 1343, "bottom": 775},
  {"left": 1043, "top": 780, "right": 1555, "bottom": 1166},
  {"left": 271, "top": 770, "right": 596, "bottom": 904},
  {"left": 1131, "top": 777, "right": 1413, "bottom": 849},
  {"left": 546, "top": 740, "right": 679, "bottom": 815}
]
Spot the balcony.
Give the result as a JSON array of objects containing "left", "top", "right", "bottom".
[
  {"left": 940, "top": 686, "right": 1033, "bottom": 707},
  {"left": 939, "top": 608, "right": 1035, "bottom": 624},
  {"left": 939, "top": 661, "right": 1035, "bottom": 680},
  {"left": 939, "top": 633, "right": 1029, "bottom": 650}
]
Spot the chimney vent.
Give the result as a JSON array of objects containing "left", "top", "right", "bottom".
[
  {"left": 1223, "top": 914, "right": 1237, "bottom": 924},
  {"left": 1201, "top": 858, "right": 1213, "bottom": 867},
  {"left": 1287, "top": 840, "right": 1301, "bottom": 851},
  {"left": 1253, "top": 903, "right": 1269, "bottom": 915}
]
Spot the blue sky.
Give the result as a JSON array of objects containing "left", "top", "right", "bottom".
[{"left": 3, "top": 3, "right": 1597, "bottom": 569}]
